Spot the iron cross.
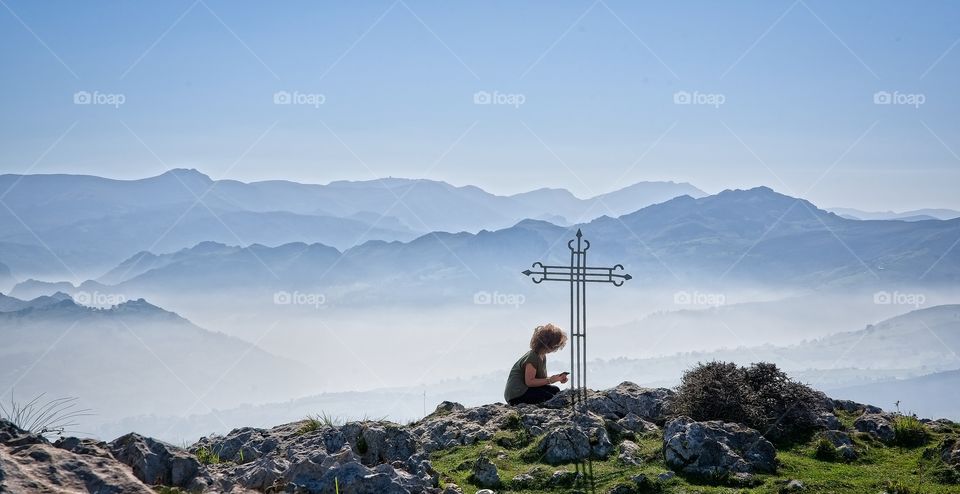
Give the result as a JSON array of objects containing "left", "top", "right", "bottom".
[{"left": 522, "top": 229, "right": 631, "bottom": 410}]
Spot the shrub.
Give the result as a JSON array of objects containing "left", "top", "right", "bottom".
[
  {"left": 504, "top": 411, "right": 522, "bottom": 430},
  {"left": 813, "top": 437, "right": 839, "bottom": 462},
  {"left": 672, "top": 361, "right": 824, "bottom": 443}
]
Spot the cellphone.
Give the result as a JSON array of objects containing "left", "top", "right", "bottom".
[{"left": 559, "top": 371, "right": 570, "bottom": 375}]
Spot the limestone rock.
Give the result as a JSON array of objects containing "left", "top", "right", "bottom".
[
  {"left": 469, "top": 454, "right": 501, "bottom": 488},
  {"left": 543, "top": 382, "right": 674, "bottom": 424},
  {"left": 0, "top": 420, "right": 153, "bottom": 494},
  {"left": 108, "top": 432, "right": 208, "bottom": 489},
  {"left": 441, "top": 483, "right": 464, "bottom": 494},
  {"left": 818, "top": 430, "right": 857, "bottom": 460},
  {"left": 341, "top": 421, "right": 419, "bottom": 466},
  {"left": 536, "top": 413, "right": 614, "bottom": 465},
  {"left": 663, "top": 416, "right": 777, "bottom": 478},
  {"left": 618, "top": 439, "right": 642, "bottom": 465},
  {"left": 853, "top": 413, "right": 895, "bottom": 443}
]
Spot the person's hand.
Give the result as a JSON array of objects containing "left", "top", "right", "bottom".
[{"left": 559, "top": 374, "right": 569, "bottom": 384}]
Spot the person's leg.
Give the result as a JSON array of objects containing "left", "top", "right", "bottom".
[
  {"left": 509, "top": 386, "right": 556, "bottom": 405},
  {"left": 545, "top": 385, "right": 561, "bottom": 396}
]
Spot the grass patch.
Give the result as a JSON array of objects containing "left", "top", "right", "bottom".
[
  {"left": 194, "top": 445, "right": 221, "bottom": 465},
  {"left": 427, "top": 424, "right": 960, "bottom": 493},
  {"left": 893, "top": 416, "right": 929, "bottom": 447},
  {"left": 299, "top": 411, "right": 342, "bottom": 434}
]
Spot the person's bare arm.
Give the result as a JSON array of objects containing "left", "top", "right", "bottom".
[{"left": 524, "top": 363, "right": 563, "bottom": 387}]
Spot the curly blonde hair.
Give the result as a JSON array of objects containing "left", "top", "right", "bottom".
[{"left": 530, "top": 323, "right": 568, "bottom": 354}]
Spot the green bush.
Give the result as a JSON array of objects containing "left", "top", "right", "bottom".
[
  {"left": 672, "top": 361, "right": 824, "bottom": 443},
  {"left": 892, "top": 415, "right": 928, "bottom": 447},
  {"left": 813, "top": 437, "right": 839, "bottom": 462}
]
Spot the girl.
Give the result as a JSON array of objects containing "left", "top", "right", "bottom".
[{"left": 503, "top": 323, "right": 569, "bottom": 405}]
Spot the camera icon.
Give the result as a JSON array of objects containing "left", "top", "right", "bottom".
[
  {"left": 74, "top": 291, "right": 91, "bottom": 305},
  {"left": 673, "top": 290, "right": 691, "bottom": 305},
  {"left": 273, "top": 290, "right": 292, "bottom": 304},
  {"left": 473, "top": 91, "right": 491, "bottom": 105},
  {"left": 473, "top": 290, "right": 492, "bottom": 304},
  {"left": 873, "top": 291, "right": 891, "bottom": 304},
  {"left": 273, "top": 91, "right": 292, "bottom": 105},
  {"left": 873, "top": 91, "right": 892, "bottom": 105},
  {"left": 73, "top": 91, "right": 92, "bottom": 105},
  {"left": 673, "top": 91, "right": 691, "bottom": 105}
]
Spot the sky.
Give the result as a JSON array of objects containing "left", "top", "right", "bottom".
[{"left": 1, "top": 0, "right": 958, "bottom": 211}]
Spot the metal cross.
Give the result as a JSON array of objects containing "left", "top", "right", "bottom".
[{"left": 522, "top": 229, "right": 631, "bottom": 410}]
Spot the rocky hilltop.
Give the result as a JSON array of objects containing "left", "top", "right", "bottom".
[{"left": 2, "top": 381, "right": 960, "bottom": 493}]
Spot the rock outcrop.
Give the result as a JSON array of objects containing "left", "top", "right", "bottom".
[
  {"left": 663, "top": 416, "right": 777, "bottom": 478},
  {"left": 110, "top": 432, "right": 210, "bottom": 489},
  {"left": 4, "top": 381, "right": 953, "bottom": 492},
  {"left": 543, "top": 382, "right": 675, "bottom": 424},
  {"left": 0, "top": 420, "right": 154, "bottom": 493},
  {"left": 854, "top": 413, "right": 896, "bottom": 443}
]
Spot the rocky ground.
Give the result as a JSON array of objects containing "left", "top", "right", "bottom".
[{"left": 2, "top": 382, "right": 959, "bottom": 493}]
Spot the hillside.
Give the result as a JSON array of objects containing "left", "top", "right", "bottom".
[
  {"left": 2, "top": 380, "right": 959, "bottom": 493},
  {"left": 0, "top": 295, "right": 317, "bottom": 426}
]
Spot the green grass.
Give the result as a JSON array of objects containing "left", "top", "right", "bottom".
[
  {"left": 892, "top": 416, "right": 929, "bottom": 447},
  {"left": 429, "top": 424, "right": 960, "bottom": 493},
  {"left": 299, "top": 411, "right": 343, "bottom": 434},
  {"left": 194, "top": 445, "right": 221, "bottom": 465}
]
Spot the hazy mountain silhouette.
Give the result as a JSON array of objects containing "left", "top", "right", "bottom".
[
  {"left": 0, "top": 170, "right": 704, "bottom": 279},
  {"left": 62, "top": 187, "right": 958, "bottom": 302},
  {"left": 0, "top": 295, "right": 316, "bottom": 426},
  {"left": 830, "top": 207, "right": 960, "bottom": 221},
  {"left": 0, "top": 291, "right": 72, "bottom": 312}
]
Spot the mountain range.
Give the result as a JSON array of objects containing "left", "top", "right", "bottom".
[
  {"left": 0, "top": 169, "right": 704, "bottom": 280},
  {"left": 12, "top": 185, "right": 955, "bottom": 305},
  {"left": 830, "top": 207, "right": 960, "bottom": 222}
]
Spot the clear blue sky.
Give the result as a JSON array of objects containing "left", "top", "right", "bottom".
[{"left": 1, "top": 0, "right": 958, "bottom": 210}]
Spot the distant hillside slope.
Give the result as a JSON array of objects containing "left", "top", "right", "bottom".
[
  {"left": 0, "top": 295, "right": 317, "bottom": 426},
  {"left": 831, "top": 369, "right": 960, "bottom": 421}
]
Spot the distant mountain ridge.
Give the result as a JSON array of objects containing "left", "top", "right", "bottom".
[
  {"left": 11, "top": 186, "right": 958, "bottom": 308},
  {"left": 830, "top": 207, "right": 960, "bottom": 221},
  {"left": 0, "top": 169, "right": 705, "bottom": 279}
]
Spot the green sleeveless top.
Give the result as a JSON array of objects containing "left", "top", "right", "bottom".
[{"left": 504, "top": 350, "right": 547, "bottom": 402}]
